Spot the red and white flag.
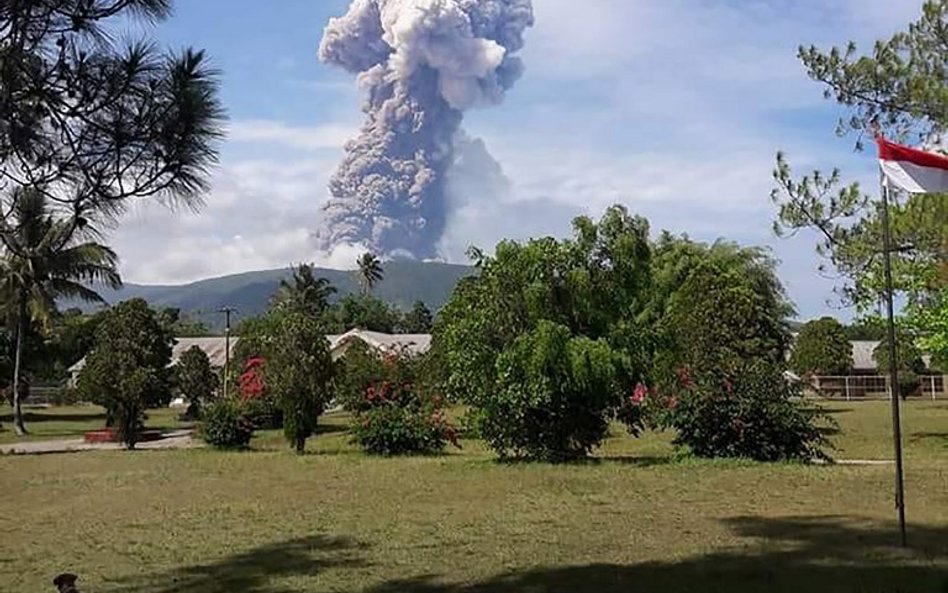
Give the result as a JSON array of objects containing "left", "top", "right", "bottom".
[{"left": 877, "top": 135, "right": 948, "bottom": 194}]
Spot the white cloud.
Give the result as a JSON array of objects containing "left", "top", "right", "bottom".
[
  {"left": 111, "top": 155, "right": 338, "bottom": 284},
  {"left": 227, "top": 119, "right": 356, "bottom": 151}
]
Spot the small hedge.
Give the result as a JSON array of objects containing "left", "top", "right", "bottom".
[
  {"left": 199, "top": 399, "right": 255, "bottom": 450},
  {"left": 654, "top": 362, "right": 833, "bottom": 462},
  {"left": 351, "top": 382, "right": 458, "bottom": 456}
]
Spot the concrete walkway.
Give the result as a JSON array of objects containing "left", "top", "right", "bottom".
[{"left": 0, "top": 430, "right": 198, "bottom": 455}]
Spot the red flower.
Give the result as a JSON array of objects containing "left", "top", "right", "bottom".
[
  {"left": 631, "top": 383, "right": 648, "bottom": 405},
  {"left": 731, "top": 418, "right": 744, "bottom": 435},
  {"left": 444, "top": 425, "right": 460, "bottom": 448},
  {"left": 676, "top": 367, "right": 694, "bottom": 389},
  {"left": 238, "top": 357, "right": 266, "bottom": 401},
  {"left": 666, "top": 395, "right": 679, "bottom": 410}
]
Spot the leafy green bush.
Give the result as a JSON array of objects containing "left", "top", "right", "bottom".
[
  {"left": 235, "top": 357, "right": 283, "bottom": 429},
  {"left": 479, "top": 321, "right": 621, "bottom": 462},
  {"left": 243, "top": 396, "right": 283, "bottom": 430},
  {"left": 352, "top": 396, "right": 457, "bottom": 455},
  {"left": 335, "top": 341, "right": 387, "bottom": 412},
  {"left": 199, "top": 399, "right": 254, "bottom": 450},
  {"left": 657, "top": 362, "right": 832, "bottom": 462},
  {"left": 790, "top": 316, "right": 853, "bottom": 376},
  {"left": 350, "top": 381, "right": 458, "bottom": 456}
]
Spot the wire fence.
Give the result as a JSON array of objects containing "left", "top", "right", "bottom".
[{"left": 811, "top": 375, "right": 946, "bottom": 401}]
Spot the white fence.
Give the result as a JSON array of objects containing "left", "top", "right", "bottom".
[{"left": 811, "top": 375, "right": 946, "bottom": 401}]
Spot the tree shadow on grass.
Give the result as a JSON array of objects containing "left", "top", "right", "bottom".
[
  {"left": 108, "top": 534, "right": 368, "bottom": 593},
  {"left": 818, "top": 406, "right": 854, "bottom": 416},
  {"left": 366, "top": 516, "right": 948, "bottom": 593},
  {"left": 575, "top": 455, "right": 677, "bottom": 468},
  {"left": 315, "top": 423, "right": 350, "bottom": 436},
  {"left": 910, "top": 432, "right": 948, "bottom": 448},
  {"left": 0, "top": 411, "right": 107, "bottom": 424}
]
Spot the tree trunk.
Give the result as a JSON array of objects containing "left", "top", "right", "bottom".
[
  {"left": 12, "top": 299, "right": 28, "bottom": 436},
  {"left": 295, "top": 435, "right": 306, "bottom": 455}
]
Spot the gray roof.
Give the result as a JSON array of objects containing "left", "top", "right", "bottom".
[
  {"left": 171, "top": 337, "right": 240, "bottom": 368},
  {"left": 68, "top": 337, "right": 240, "bottom": 374},
  {"left": 328, "top": 329, "right": 432, "bottom": 357},
  {"left": 851, "top": 340, "right": 933, "bottom": 371},
  {"left": 68, "top": 330, "right": 433, "bottom": 374},
  {"left": 851, "top": 340, "right": 879, "bottom": 371}
]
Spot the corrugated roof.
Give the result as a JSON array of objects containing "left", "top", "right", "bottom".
[
  {"left": 68, "top": 330, "right": 433, "bottom": 374},
  {"left": 68, "top": 337, "right": 241, "bottom": 374},
  {"left": 329, "top": 329, "right": 432, "bottom": 356},
  {"left": 851, "top": 341, "right": 879, "bottom": 371},
  {"left": 851, "top": 339, "right": 933, "bottom": 371},
  {"left": 171, "top": 337, "right": 240, "bottom": 368}
]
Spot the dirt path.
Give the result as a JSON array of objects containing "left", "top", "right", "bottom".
[{"left": 0, "top": 430, "right": 198, "bottom": 455}]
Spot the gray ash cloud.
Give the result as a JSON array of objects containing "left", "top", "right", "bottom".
[{"left": 316, "top": 0, "right": 533, "bottom": 259}]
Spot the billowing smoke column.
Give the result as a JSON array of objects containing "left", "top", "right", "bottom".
[{"left": 316, "top": 0, "right": 534, "bottom": 259}]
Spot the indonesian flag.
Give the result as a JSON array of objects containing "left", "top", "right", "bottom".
[{"left": 877, "top": 135, "right": 948, "bottom": 194}]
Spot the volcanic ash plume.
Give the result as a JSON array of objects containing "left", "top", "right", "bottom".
[{"left": 316, "top": 0, "right": 534, "bottom": 259}]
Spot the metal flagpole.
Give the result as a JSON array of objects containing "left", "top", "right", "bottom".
[
  {"left": 220, "top": 307, "right": 236, "bottom": 400},
  {"left": 879, "top": 172, "right": 908, "bottom": 547}
]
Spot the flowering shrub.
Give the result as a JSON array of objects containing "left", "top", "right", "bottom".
[
  {"left": 647, "top": 361, "right": 832, "bottom": 462},
  {"left": 351, "top": 380, "right": 459, "bottom": 456},
  {"left": 238, "top": 357, "right": 266, "bottom": 400},
  {"left": 335, "top": 342, "right": 417, "bottom": 412},
  {"left": 616, "top": 381, "right": 678, "bottom": 436},
  {"left": 237, "top": 357, "right": 282, "bottom": 429},
  {"left": 200, "top": 398, "right": 255, "bottom": 450}
]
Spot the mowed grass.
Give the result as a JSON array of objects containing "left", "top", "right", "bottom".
[
  {"left": 0, "top": 406, "right": 189, "bottom": 444},
  {"left": 0, "top": 401, "right": 945, "bottom": 593}
]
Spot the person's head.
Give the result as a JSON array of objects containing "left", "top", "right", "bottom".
[{"left": 53, "top": 573, "right": 79, "bottom": 593}]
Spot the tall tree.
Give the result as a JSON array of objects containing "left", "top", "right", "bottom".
[
  {"left": 662, "top": 255, "right": 793, "bottom": 382},
  {"left": 325, "top": 294, "right": 399, "bottom": 333},
  {"left": 798, "top": 0, "right": 948, "bottom": 144},
  {"left": 790, "top": 317, "right": 854, "bottom": 377},
  {"left": 0, "top": 0, "right": 225, "bottom": 227},
  {"left": 267, "top": 311, "right": 334, "bottom": 454},
  {"left": 437, "top": 205, "right": 655, "bottom": 460},
  {"left": 271, "top": 263, "right": 336, "bottom": 317},
  {"left": 0, "top": 189, "right": 119, "bottom": 435},
  {"left": 400, "top": 300, "right": 433, "bottom": 333},
  {"left": 908, "top": 290, "right": 948, "bottom": 370},
  {"left": 175, "top": 345, "right": 218, "bottom": 419},
  {"left": 772, "top": 2, "right": 948, "bottom": 312},
  {"left": 356, "top": 253, "right": 384, "bottom": 294},
  {"left": 76, "top": 298, "right": 173, "bottom": 444},
  {"left": 647, "top": 235, "right": 793, "bottom": 384}
]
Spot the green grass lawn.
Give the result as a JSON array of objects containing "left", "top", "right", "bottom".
[
  {"left": 0, "top": 406, "right": 190, "bottom": 444},
  {"left": 0, "top": 401, "right": 946, "bottom": 593}
]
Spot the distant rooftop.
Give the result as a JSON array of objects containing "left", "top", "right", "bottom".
[{"left": 68, "top": 329, "right": 432, "bottom": 375}]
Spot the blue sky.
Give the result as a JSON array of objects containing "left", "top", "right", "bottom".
[{"left": 110, "top": 0, "right": 926, "bottom": 320}]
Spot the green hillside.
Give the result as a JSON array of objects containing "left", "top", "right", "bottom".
[{"left": 87, "top": 261, "right": 474, "bottom": 331}]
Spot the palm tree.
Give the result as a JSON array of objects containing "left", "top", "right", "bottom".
[
  {"left": 356, "top": 253, "right": 384, "bottom": 294},
  {"left": 0, "top": 189, "right": 121, "bottom": 435},
  {"left": 272, "top": 263, "right": 336, "bottom": 317}
]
